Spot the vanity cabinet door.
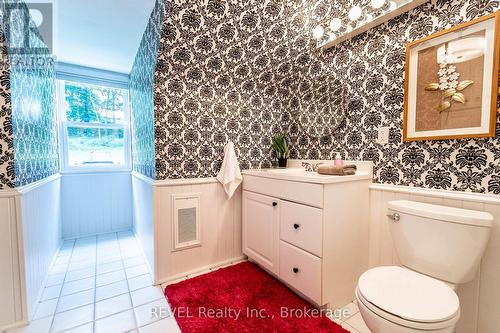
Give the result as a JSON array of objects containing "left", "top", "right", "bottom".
[{"left": 242, "top": 191, "right": 280, "bottom": 275}]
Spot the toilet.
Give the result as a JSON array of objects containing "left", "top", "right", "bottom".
[{"left": 356, "top": 200, "right": 493, "bottom": 333}]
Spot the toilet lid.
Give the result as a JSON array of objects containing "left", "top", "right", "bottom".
[{"left": 358, "top": 266, "right": 459, "bottom": 323}]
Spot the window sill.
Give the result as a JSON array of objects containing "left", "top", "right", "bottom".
[{"left": 60, "top": 167, "right": 132, "bottom": 175}]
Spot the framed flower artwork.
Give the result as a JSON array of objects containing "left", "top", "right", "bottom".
[{"left": 403, "top": 12, "right": 500, "bottom": 141}]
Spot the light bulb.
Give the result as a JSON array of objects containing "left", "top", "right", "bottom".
[
  {"left": 330, "top": 18, "right": 342, "bottom": 31},
  {"left": 371, "top": 0, "right": 386, "bottom": 9},
  {"left": 312, "top": 25, "right": 324, "bottom": 39},
  {"left": 328, "top": 33, "right": 336, "bottom": 42},
  {"left": 389, "top": 1, "right": 397, "bottom": 10},
  {"left": 348, "top": 6, "right": 362, "bottom": 21},
  {"left": 366, "top": 14, "right": 373, "bottom": 22}
]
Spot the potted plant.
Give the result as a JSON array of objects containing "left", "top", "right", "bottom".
[{"left": 272, "top": 134, "right": 289, "bottom": 168}]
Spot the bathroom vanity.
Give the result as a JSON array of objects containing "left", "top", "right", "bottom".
[{"left": 242, "top": 160, "right": 372, "bottom": 308}]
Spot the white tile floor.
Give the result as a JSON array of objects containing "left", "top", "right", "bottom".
[
  {"left": 5, "top": 231, "right": 371, "bottom": 333},
  {"left": 6, "top": 231, "right": 180, "bottom": 333},
  {"left": 332, "top": 302, "right": 372, "bottom": 333}
]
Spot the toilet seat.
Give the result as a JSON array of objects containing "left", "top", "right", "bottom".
[{"left": 357, "top": 266, "right": 460, "bottom": 330}]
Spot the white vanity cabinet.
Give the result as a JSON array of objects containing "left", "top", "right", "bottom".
[
  {"left": 242, "top": 191, "right": 280, "bottom": 275},
  {"left": 242, "top": 163, "right": 371, "bottom": 308}
]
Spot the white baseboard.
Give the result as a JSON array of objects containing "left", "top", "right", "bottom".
[
  {"left": 155, "top": 256, "right": 247, "bottom": 286},
  {"left": 28, "top": 239, "right": 65, "bottom": 322},
  {"left": 0, "top": 319, "right": 30, "bottom": 332},
  {"left": 62, "top": 227, "right": 133, "bottom": 241},
  {"left": 132, "top": 228, "right": 155, "bottom": 280}
]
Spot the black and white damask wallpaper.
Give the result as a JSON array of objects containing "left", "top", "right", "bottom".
[
  {"left": 0, "top": 0, "right": 59, "bottom": 188},
  {"left": 153, "top": 0, "right": 293, "bottom": 178},
  {"left": 0, "top": 29, "right": 15, "bottom": 189},
  {"left": 130, "top": 0, "right": 165, "bottom": 179},
  {"left": 140, "top": 0, "right": 500, "bottom": 194},
  {"left": 285, "top": 0, "right": 500, "bottom": 194}
]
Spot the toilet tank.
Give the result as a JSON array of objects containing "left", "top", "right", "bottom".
[{"left": 387, "top": 200, "right": 493, "bottom": 284}]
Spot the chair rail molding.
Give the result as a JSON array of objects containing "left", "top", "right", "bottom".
[
  {"left": 16, "top": 173, "right": 61, "bottom": 195},
  {"left": 131, "top": 171, "right": 218, "bottom": 187}
]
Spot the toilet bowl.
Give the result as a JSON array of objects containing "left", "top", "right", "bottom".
[
  {"left": 355, "top": 266, "right": 460, "bottom": 333},
  {"left": 355, "top": 200, "right": 493, "bottom": 333}
]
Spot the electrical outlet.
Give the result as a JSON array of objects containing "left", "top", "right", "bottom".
[{"left": 377, "top": 127, "right": 390, "bottom": 144}]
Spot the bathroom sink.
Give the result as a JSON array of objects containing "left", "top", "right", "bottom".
[
  {"left": 261, "top": 168, "right": 312, "bottom": 175},
  {"left": 242, "top": 166, "right": 372, "bottom": 184},
  {"left": 261, "top": 168, "right": 332, "bottom": 177}
]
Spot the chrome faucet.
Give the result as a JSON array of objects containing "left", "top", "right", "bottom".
[{"left": 302, "top": 162, "right": 323, "bottom": 172}]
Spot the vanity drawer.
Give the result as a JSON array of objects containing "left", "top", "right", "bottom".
[
  {"left": 280, "top": 201, "right": 323, "bottom": 257},
  {"left": 279, "top": 241, "right": 322, "bottom": 305},
  {"left": 243, "top": 175, "right": 323, "bottom": 208}
]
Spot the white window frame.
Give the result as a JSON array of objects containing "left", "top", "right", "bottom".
[{"left": 57, "top": 79, "right": 132, "bottom": 173}]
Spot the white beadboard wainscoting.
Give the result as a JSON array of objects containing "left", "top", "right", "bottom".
[
  {"left": 18, "top": 175, "right": 62, "bottom": 321},
  {"left": 61, "top": 172, "right": 133, "bottom": 239},
  {"left": 0, "top": 174, "right": 62, "bottom": 331},
  {"left": 369, "top": 184, "right": 500, "bottom": 333},
  {"left": 131, "top": 172, "right": 156, "bottom": 278},
  {"left": 0, "top": 189, "right": 26, "bottom": 331},
  {"left": 151, "top": 176, "right": 244, "bottom": 285}
]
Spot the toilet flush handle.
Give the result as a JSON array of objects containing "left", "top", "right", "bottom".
[{"left": 387, "top": 213, "right": 400, "bottom": 222}]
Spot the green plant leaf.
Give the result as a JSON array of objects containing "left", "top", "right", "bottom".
[{"left": 272, "top": 133, "right": 289, "bottom": 159}]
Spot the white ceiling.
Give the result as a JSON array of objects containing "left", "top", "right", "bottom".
[{"left": 54, "top": 0, "right": 157, "bottom": 74}]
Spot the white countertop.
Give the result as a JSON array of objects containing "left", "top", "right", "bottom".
[{"left": 242, "top": 166, "right": 373, "bottom": 185}]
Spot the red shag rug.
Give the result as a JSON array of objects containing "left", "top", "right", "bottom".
[{"left": 164, "top": 261, "right": 349, "bottom": 333}]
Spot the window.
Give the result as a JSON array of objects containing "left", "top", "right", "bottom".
[{"left": 58, "top": 80, "right": 131, "bottom": 171}]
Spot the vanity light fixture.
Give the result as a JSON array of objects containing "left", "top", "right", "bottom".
[
  {"left": 313, "top": 25, "right": 325, "bottom": 39},
  {"left": 330, "top": 18, "right": 343, "bottom": 32},
  {"left": 314, "top": 0, "right": 430, "bottom": 49},
  {"left": 370, "top": 0, "right": 386, "bottom": 9},
  {"left": 348, "top": 6, "right": 363, "bottom": 21}
]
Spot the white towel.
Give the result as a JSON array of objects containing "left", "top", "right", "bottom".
[{"left": 216, "top": 141, "right": 242, "bottom": 199}]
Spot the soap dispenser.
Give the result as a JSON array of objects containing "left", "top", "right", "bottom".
[{"left": 334, "top": 152, "right": 344, "bottom": 166}]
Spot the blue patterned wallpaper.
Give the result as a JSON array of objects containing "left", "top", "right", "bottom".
[
  {"left": 0, "top": 0, "right": 59, "bottom": 188},
  {"left": 10, "top": 57, "right": 58, "bottom": 186},
  {"left": 129, "top": 0, "right": 165, "bottom": 179}
]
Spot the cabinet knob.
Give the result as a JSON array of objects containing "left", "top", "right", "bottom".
[
  {"left": 293, "top": 223, "right": 300, "bottom": 229},
  {"left": 272, "top": 202, "right": 278, "bottom": 207},
  {"left": 292, "top": 267, "right": 299, "bottom": 274}
]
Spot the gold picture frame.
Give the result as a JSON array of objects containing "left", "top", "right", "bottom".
[{"left": 403, "top": 12, "right": 500, "bottom": 141}]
